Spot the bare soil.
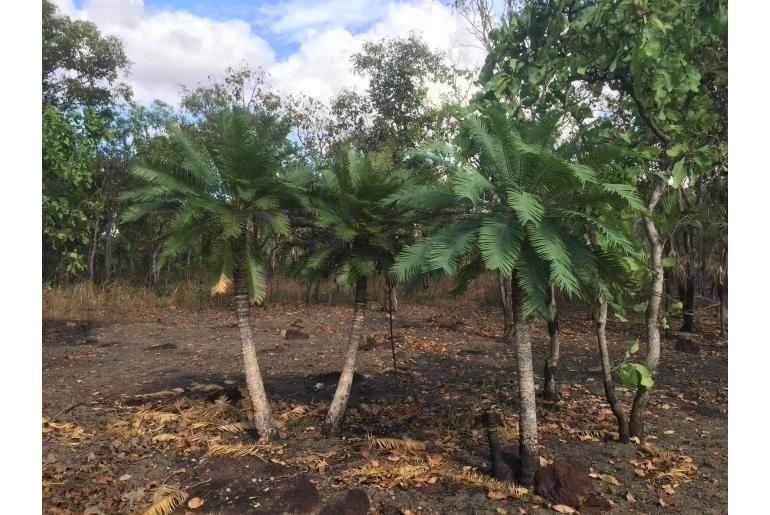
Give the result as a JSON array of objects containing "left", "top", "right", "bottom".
[{"left": 42, "top": 300, "right": 727, "bottom": 514}]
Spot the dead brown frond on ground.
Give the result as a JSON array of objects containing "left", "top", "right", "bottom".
[
  {"left": 569, "top": 428, "right": 620, "bottom": 442},
  {"left": 637, "top": 442, "right": 698, "bottom": 491},
  {"left": 339, "top": 461, "right": 431, "bottom": 489},
  {"left": 435, "top": 464, "right": 529, "bottom": 500},
  {"left": 206, "top": 441, "right": 282, "bottom": 459},
  {"left": 279, "top": 404, "right": 309, "bottom": 421},
  {"left": 367, "top": 436, "right": 427, "bottom": 452},
  {"left": 338, "top": 434, "right": 529, "bottom": 500},
  {"left": 42, "top": 418, "right": 90, "bottom": 447},
  {"left": 133, "top": 484, "right": 188, "bottom": 515}
]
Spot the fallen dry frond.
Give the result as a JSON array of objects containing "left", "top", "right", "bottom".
[
  {"left": 279, "top": 404, "right": 310, "bottom": 421},
  {"left": 435, "top": 465, "right": 529, "bottom": 500},
  {"left": 367, "top": 436, "right": 426, "bottom": 452},
  {"left": 569, "top": 428, "right": 620, "bottom": 442},
  {"left": 151, "top": 433, "right": 180, "bottom": 443},
  {"left": 338, "top": 461, "right": 430, "bottom": 489},
  {"left": 216, "top": 422, "right": 254, "bottom": 433},
  {"left": 42, "top": 418, "right": 89, "bottom": 446},
  {"left": 134, "top": 484, "right": 188, "bottom": 515},
  {"left": 206, "top": 441, "right": 282, "bottom": 459},
  {"left": 133, "top": 388, "right": 185, "bottom": 399},
  {"left": 638, "top": 442, "right": 698, "bottom": 487}
]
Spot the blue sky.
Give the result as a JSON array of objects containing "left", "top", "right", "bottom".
[{"left": 55, "top": 0, "right": 485, "bottom": 106}]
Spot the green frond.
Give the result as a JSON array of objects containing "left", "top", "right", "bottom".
[
  {"left": 601, "top": 183, "right": 646, "bottom": 212},
  {"left": 119, "top": 201, "right": 176, "bottom": 223},
  {"left": 515, "top": 244, "right": 550, "bottom": 319},
  {"left": 507, "top": 188, "right": 544, "bottom": 227},
  {"left": 383, "top": 185, "right": 456, "bottom": 210},
  {"left": 254, "top": 211, "right": 291, "bottom": 236},
  {"left": 478, "top": 214, "right": 523, "bottom": 276},
  {"left": 528, "top": 221, "right": 580, "bottom": 294},
  {"left": 131, "top": 164, "right": 202, "bottom": 198},
  {"left": 449, "top": 254, "right": 485, "bottom": 296},
  {"left": 568, "top": 163, "right": 598, "bottom": 184},
  {"left": 157, "top": 223, "right": 202, "bottom": 269},
  {"left": 243, "top": 249, "right": 266, "bottom": 303},
  {"left": 452, "top": 169, "right": 495, "bottom": 203},
  {"left": 391, "top": 239, "right": 433, "bottom": 282},
  {"left": 428, "top": 218, "right": 482, "bottom": 275}
]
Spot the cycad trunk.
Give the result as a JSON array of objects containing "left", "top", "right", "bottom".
[
  {"left": 543, "top": 283, "right": 560, "bottom": 402},
  {"left": 593, "top": 303, "right": 630, "bottom": 443},
  {"left": 511, "top": 272, "right": 538, "bottom": 487},
  {"left": 234, "top": 269, "right": 276, "bottom": 440},
  {"left": 630, "top": 182, "right": 665, "bottom": 437},
  {"left": 323, "top": 277, "right": 367, "bottom": 436},
  {"left": 499, "top": 272, "right": 514, "bottom": 343}
]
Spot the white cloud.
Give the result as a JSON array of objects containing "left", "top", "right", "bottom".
[
  {"left": 52, "top": 0, "right": 487, "bottom": 106},
  {"left": 54, "top": 0, "right": 276, "bottom": 105},
  {"left": 257, "top": 0, "right": 388, "bottom": 39}
]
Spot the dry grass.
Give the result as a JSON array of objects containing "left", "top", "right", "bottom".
[
  {"left": 43, "top": 270, "right": 503, "bottom": 321},
  {"left": 42, "top": 280, "right": 224, "bottom": 320}
]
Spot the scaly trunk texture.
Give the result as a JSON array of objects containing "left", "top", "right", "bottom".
[
  {"left": 499, "top": 272, "right": 514, "bottom": 343},
  {"left": 630, "top": 180, "right": 666, "bottom": 437},
  {"left": 511, "top": 272, "right": 538, "bottom": 486},
  {"left": 234, "top": 268, "right": 276, "bottom": 440},
  {"left": 323, "top": 276, "right": 368, "bottom": 435},
  {"left": 543, "top": 283, "right": 560, "bottom": 402},
  {"left": 680, "top": 274, "right": 696, "bottom": 332},
  {"left": 594, "top": 303, "right": 630, "bottom": 443}
]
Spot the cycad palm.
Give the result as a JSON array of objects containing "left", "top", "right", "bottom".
[
  {"left": 297, "top": 149, "right": 414, "bottom": 435},
  {"left": 121, "top": 107, "right": 296, "bottom": 439},
  {"left": 393, "top": 105, "right": 638, "bottom": 485}
]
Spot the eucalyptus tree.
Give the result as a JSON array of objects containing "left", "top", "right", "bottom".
[
  {"left": 120, "top": 107, "right": 298, "bottom": 439},
  {"left": 43, "top": 0, "right": 131, "bottom": 110},
  {"left": 42, "top": 0, "right": 132, "bottom": 281},
  {"left": 351, "top": 35, "right": 450, "bottom": 161},
  {"left": 392, "top": 105, "right": 635, "bottom": 485},
  {"left": 478, "top": 0, "right": 727, "bottom": 437},
  {"left": 295, "top": 149, "right": 415, "bottom": 436}
]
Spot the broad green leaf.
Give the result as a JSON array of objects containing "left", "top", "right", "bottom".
[{"left": 672, "top": 159, "right": 686, "bottom": 188}]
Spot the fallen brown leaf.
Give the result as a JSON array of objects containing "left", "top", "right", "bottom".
[
  {"left": 553, "top": 505, "right": 577, "bottom": 513},
  {"left": 188, "top": 497, "right": 205, "bottom": 509}
]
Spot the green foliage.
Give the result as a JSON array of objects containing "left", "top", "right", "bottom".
[
  {"left": 480, "top": 0, "right": 727, "bottom": 195},
  {"left": 369, "top": 302, "right": 383, "bottom": 312},
  {"left": 616, "top": 340, "right": 654, "bottom": 389},
  {"left": 121, "top": 107, "right": 296, "bottom": 303},
  {"left": 42, "top": 103, "right": 107, "bottom": 276},
  {"left": 42, "top": 0, "right": 131, "bottom": 110},
  {"left": 392, "top": 105, "right": 642, "bottom": 319},
  {"left": 351, "top": 35, "right": 450, "bottom": 158},
  {"left": 295, "top": 149, "right": 417, "bottom": 289}
]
